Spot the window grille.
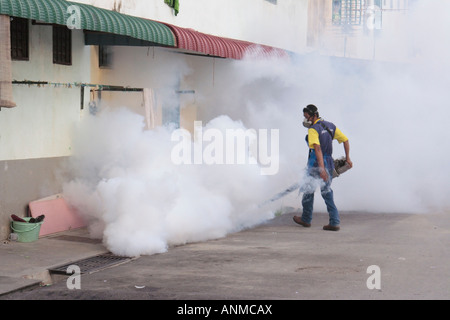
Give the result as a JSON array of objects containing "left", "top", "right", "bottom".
[
  {"left": 332, "top": 0, "right": 365, "bottom": 25},
  {"left": 99, "top": 45, "right": 112, "bottom": 68},
  {"left": 10, "top": 17, "right": 29, "bottom": 61},
  {"left": 53, "top": 25, "right": 72, "bottom": 65}
]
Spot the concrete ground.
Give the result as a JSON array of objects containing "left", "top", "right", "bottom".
[{"left": 1, "top": 211, "right": 449, "bottom": 300}]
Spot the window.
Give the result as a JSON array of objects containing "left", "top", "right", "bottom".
[
  {"left": 99, "top": 45, "right": 112, "bottom": 68},
  {"left": 10, "top": 17, "right": 29, "bottom": 61},
  {"left": 332, "top": 0, "right": 365, "bottom": 26},
  {"left": 53, "top": 25, "right": 72, "bottom": 65}
]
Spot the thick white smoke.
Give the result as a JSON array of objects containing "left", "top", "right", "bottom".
[
  {"left": 63, "top": 109, "right": 276, "bottom": 257},
  {"left": 62, "top": 1, "right": 450, "bottom": 257}
]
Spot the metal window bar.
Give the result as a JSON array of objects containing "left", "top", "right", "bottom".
[
  {"left": 53, "top": 25, "right": 72, "bottom": 65},
  {"left": 11, "top": 80, "right": 195, "bottom": 111},
  {"left": 12, "top": 81, "right": 143, "bottom": 110},
  {"left": 99, "top": 45, "right": 112, "bottom": 68},
  {"left": 332, "top": 0, "right": 365, "bottom": 26},
  {"left": 10, "top": 17, "right": 29, "bottom": 61}
]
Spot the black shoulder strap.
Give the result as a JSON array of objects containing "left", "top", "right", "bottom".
[{"left": 319, "top": 121, "right": 334, "bottom": 139}]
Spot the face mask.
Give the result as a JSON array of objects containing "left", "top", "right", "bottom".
[{"left": 303, "top": 117, "right": 313, "bottom": 128}]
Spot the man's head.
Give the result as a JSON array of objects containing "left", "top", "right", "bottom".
[{"left": 302, "top": 104, "right": 319, "bottom": 128}]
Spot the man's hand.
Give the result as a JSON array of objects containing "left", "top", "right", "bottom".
[
  {"left": 313, "top": 144, "right": 328, "bottom": 182},
  {"left": 346, "top": 158, "right": 353, "bottom": 168},
  {"left": 343, "top": 141, "right": 352, "bottom": 168},
  {"left": 319, "top": 167, "right": 328, "bottom": 182}
]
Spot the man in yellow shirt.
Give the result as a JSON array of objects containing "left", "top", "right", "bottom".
[{"left": 293, "top": 104, "right": 352, "bottom": 231}]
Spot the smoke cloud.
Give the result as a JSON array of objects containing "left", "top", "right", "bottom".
[
  {"left": 62, "top": 1, "right": 450, "bottom": 257},
  {"left": 63, "top": 109, "right": 276, "bottom": 256}
]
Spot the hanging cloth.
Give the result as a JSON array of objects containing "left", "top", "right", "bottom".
[
  {"left": 143, "top": 88, "right": 156, "bottom": 130},
  {"left": 164, "top": 0, "right": 180, "bottom": 16}
]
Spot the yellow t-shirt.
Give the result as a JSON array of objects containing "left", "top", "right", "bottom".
[{"left": 308, "top": 120, "right": 348, "bottom": 149}]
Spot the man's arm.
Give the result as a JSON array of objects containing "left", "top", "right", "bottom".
[
  {"left": 313, "top": 144, "right": 328, "bottom": 182},
  {"left": 343, "top": 140, "right": 353, "bottom": 168},
  {"left": 335, "top": 128, "right": 353, "bottom": 168}
]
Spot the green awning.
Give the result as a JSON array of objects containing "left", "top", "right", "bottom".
[{"left": 0, "top": 0, "right": 176, "bottom": 47}]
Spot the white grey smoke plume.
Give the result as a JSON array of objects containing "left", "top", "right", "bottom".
[
  {"left": 63, "top": 1, "right": 450, "bottom": 257},
  {"left": 63, "top": 109, "right": 276, "bottom": 257}
]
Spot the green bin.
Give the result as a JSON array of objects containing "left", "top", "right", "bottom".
[{"left": 10, "top": 217, "right": 43, "bottom": 242}]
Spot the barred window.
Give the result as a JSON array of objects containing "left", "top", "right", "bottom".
[
  {"left": 10, "top": 17, "right": 29, "bottom": 61},
  {"left": 53, "top": 25, "right": 72, "bottom": 65},
  {"left": 332, "top": 0, "right": 365, "bottom": 26},
  {"left": 99, "top": 45, "right": 112, "bottom": 68}
]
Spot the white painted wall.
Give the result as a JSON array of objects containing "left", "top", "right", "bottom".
[
  {"left": 0, "top": 22, "right": 91, "bottom": 161},
  {"left": 89, "top": 45, "right": 190, "bottom": 126}
]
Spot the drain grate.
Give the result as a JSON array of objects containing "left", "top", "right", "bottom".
[{"left": 48, "top": 253, "right": 132, "bottom": 275}]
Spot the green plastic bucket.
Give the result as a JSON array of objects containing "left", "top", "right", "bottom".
[{"left": 10, "top": 217, "right": 43, "bottom": 243}]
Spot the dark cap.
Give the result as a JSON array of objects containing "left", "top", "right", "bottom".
[{"left": 303, "top": 104, "right": 318, "bottom": 116}]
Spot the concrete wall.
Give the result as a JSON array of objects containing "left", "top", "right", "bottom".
[
  {"left": 2, "top": 22, "right": 90, "bottom": 161},
  {"left": 0, "top": 21, "right": 90, "bottom": 240},
  {"left": 0, "top": 157, "right": 67, "bottom": 240},
  {"left": 88, "top": 45, "right": 190, "bottom": 129}
]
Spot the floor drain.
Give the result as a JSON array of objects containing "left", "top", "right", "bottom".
[{"left": 48, "top": 253, "right": 132, "bottom": 275}]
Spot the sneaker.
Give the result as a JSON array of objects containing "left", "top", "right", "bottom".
[
  {"left": 323, "top": 224, "right": 340, "bottom": 231},
  {"left": 293, "top": 216, "right": 311, "bottom": 228}
]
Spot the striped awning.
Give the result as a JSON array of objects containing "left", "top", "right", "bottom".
[
  {"left": 0, "top": 0, "right": 287, "bottom": 60},
  {"left": 167, "top": 24, "right": 288, "bottom": 60},
  {"left": 0, "top": 0, "right": 176, "bottom": 47}
]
